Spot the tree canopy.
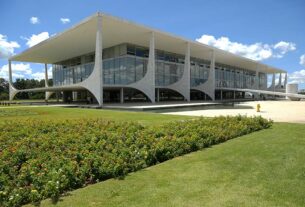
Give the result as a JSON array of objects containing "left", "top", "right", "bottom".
[{"left": 0, "top": 78, "right": 53, "bottom": 100}]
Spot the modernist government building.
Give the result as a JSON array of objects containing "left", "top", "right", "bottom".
[{"left": 8, "top": 12, "right": 292, "bottom": 105}]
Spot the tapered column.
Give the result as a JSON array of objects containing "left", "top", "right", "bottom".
[
  {"left": 8, "top": 60, "right": 18, "bottom": 101},
  {"left": 8, "top": 60, "right": 13, "bottom": 85},
  {"left": 284, "top": 73, "right": 288, "bottom": 89},
  {"left": 44, "top": 64, "right": 49, "bottom": 87},
  {"left": 147, "top": 32, "right": 155, "bottom": 103},
  {"left": 192, "top": 50, "right": 215, "bottom": 101},
  {"left": 128, "top": 31, "right": 155, "bottom": 103},
  {"left": 164, "top": 42, "right": 190, "bottom": 101},
  {"left": 210, "top": 50, "right": 215, "bottom": 100},
  {"left": 278, "top": 73, "right": 282, "bottom": 88},
  {"left": 44, "top": 63, "right": 53, "bottom": 101},
  {"left": 184, "top": 42, "right": 191, "bottom": 101},
  {"left": 78, "top": 14, "right": 103, "bottom": 106},
  {"left": 95, "top": 15, "right": 103, "bottom": 105}
]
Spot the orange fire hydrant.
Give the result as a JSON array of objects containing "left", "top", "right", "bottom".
[{"left": 256, "top": 104, "right": 261, "bottom": 112}]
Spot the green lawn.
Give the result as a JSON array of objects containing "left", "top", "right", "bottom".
[
  {"left": 33, "top": 123, "right": 305, "bottom": 207},
  {"left": 0, "top": 106, "right": 192, "bottom": 125}
]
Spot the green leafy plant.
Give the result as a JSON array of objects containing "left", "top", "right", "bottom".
[{"left": 0, "top": 116, "right": 272, "bottom": 206}]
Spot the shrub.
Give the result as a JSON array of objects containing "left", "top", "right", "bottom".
[{"left": 0, "top": 116, "right": 272, "bottom": 206}]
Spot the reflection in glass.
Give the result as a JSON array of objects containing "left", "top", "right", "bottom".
[{"left": 215, "top": 63, "right": 260, "bottom": 89}]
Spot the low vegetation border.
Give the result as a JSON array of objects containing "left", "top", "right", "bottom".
[{"left": 0, "top": 116, "right": 272, "bottom": 206}]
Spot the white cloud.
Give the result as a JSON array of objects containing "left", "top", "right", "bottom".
[
  {"left": 48, "top": 67, "right": 53, "bottom": 79},
  {"left": 30, "top": 17, "right": 40, "bottom": 24},
  {"left": 31, "top": 67, "right": 52, "bottom": 80},
  {"left": 273, "top": 41, "right": 296, "bottom": 58},
  {"left": 289, "top": 69, "right": 305, "bottom": 84},
  {"left": 300, "top": 54, "right": 305, "bottom": 67},
  {"left": 60, "top": 18, "right": 70, "bottom": 24},
  {"left": 0, "top": 34, "right": 20, "bottom": 59},
  {"left": 25, "top": 32, "right": 49, "bottom": 47},
  {"left": 196, "top": 35, "right": 296, "bottom": 61},
  {"left": 0, "top": 63, "right": 53, "bottom": 81},
  {"left": 31, "top": 72, "right": 45, "bottom": 80},
  {"left": 0, "top": 63, "right": 32, "bottom": 80}
]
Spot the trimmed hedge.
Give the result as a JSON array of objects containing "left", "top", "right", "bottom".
[{"left": 0, "top": 116, "right": 272, "bottom": 206}]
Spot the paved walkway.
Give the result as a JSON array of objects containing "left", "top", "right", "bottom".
[
  {"left": 103, "top": 102, "right": 221, "bottom": 111},
  {"left": 163, "top": 100, "right": 305, "bottom": 123}
]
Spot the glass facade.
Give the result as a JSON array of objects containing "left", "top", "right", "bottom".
[
  {"left": 155, "top": 50, "right": 184, "bottom": 86},
  {"left": 53, "top": 43, "right": 267, "bottom": 90},
  {"left": 259, "top": 72, "right": 267, "bottom": 89},
  {"left": 190, "top": 58, "right": 210, "bottom": 87},
  {"left": 215, "top": 63, "right": 266, "bottom": 89},
  {"left": 53, "top": 55, "right": 94, "bottom": 86},
  {"left": 53, "top": 44, "right": 149, "bottom": 86},
  {"left": 103, "top": 44, "right": 148, "bottom": 85}
]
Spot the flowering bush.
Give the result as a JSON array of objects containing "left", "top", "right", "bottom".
[{"left": 0, "top": 116, "right": 272, "bottom": 206}]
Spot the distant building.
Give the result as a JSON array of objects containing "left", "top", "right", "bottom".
[{"left": 8, "top": 12, "right": 288, "bottom": 105}]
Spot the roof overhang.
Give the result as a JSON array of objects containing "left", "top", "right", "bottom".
[{"left": 10, "top": 12, "right": 285, "bottom": 73}]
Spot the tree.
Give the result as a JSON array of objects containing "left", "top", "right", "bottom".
[
  {"left": 0, "top": 78, "right": 9, "bottom": 100},
  {"left": 0, "top": 78, "right": 53, "bottom": 100}
]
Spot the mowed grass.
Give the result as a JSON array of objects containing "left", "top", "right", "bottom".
[
  {"left": 31, "top": 123, "right": 305, "bottom": 207},
  {"left": 0, "top": 106, "right": 192, "bottom": 125}
]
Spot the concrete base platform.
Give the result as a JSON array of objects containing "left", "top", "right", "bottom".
[
  {"left": 102, "top": 101, "right": 223, "bottom": 111},
  {"left": 10, "top": 100, "right": 251, "bottom": 111},
  {"left": 13, "top": 101, "right": 226, "bottom": 111},
  {"left": 7, "top": 101, "right": 229, "bottom": 111}
]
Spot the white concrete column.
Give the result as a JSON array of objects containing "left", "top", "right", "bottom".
[
  {"left": 284, "top": 73, "right": 288, "bottom": 89},
  {"left": 278, "top": 73, "right": 282, "bottom": 88},
  {"left": 210, "top": 50, "right": 216, "bottom": 100},
  {"left": 165, "top": 42, "right": 191, "bottom": 101},
  {"left": 8, "top": 60, "right": 13, "bottom": 84},
  {"left": 95, "top": 15, "right": 103, "bottom": 105},
  {"left": 8, "top": 60, "right": 18, "bottom": 101},
  {"left": 192, "top": 50, "right": 215, "bottom": 101},
  {"left": 44, "top": 64, "right": 49, "bottom": 87},
  {"left": 148, "top": 32, "right": 156, "bottom": 103},
  {"left": 120, "top": 88, "right": 124, "bottom": 103},
  {"left": 128, "top": 31, "right": 155, "bottom": 103},
  {"left": 79, "top": 14, "right": 103, "bottom": 106},
  {"left": 184, "top": 42, "right": 190, "bottom": 101},
  {"left": 44, "top": 63, "right": 53, "bottom": 101},
  {"left": 72, "top": 92, "right": 78, "bottom": 101}
]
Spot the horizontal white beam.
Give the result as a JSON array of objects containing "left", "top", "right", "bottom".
[{"left": 218, "top": 87, "right": 305, "bottom": 99}]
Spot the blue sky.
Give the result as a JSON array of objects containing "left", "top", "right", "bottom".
[{"left": 0, "top": 0, "right": 305, "bottom": 88}]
